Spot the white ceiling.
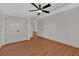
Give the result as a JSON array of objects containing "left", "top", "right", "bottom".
[{"left": 0, "top": 3, "right": 79, "bottom": 19}]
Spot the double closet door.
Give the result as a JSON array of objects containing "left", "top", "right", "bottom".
[{"left": 4, "top": 17, "right": 30, "bottom": 44}]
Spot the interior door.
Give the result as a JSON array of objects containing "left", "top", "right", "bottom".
[{"left": 5, "top": 17, "right": 29, "bottom": 44}]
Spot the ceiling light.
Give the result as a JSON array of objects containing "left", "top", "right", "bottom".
[{"left": 37, "top": 10, "right": 42, "bottom": 13}]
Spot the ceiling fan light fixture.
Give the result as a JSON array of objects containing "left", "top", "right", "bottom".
[
  {"left": 29, "top": 3, "right": 51, "bottom": 15},
  {"left": 37, "top": 10, "right": 42, "bottom": 13}
]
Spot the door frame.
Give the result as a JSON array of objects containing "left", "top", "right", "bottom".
[{"left": 1, "top": 15, "right": 5, "bottom": 46}]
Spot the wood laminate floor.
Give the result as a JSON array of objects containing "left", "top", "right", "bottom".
[{"left": 0, "top": 37, "right": 79, "bottom": 56}]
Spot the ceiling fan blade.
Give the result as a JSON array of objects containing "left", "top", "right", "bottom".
[
  {"left": 42, "top": 4, "right": 51, "bottom": 9},
  {"left": 29, "top": 10, "right": 37, "bottom": 12},
  {"left": 42, "top": 10, "right": 50, "bottom": 13},
  {"left": 31, "top": 3, "right": 38, "bottom": 9}
]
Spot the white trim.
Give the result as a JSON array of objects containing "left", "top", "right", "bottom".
[
  {"left": 1, "top": 15, "right": 5, "bottom": 46},
  {"left": 27, "top": 17, "right": 31, "bottom": 40},
  {"left": 33, "top": 21, "right": 38, "bottom": 32}
]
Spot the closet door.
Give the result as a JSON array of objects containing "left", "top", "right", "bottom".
[{"left": 5, "top": 17, "right": 30, "bottom": 44}]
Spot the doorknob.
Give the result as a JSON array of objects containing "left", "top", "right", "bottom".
[{"left": 16, "top": 30, "right": 20, "bottom": 32}]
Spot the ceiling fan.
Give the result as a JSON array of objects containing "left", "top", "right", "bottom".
[{"left": 29, "top": 3, "right": 51, "bottom": 15}]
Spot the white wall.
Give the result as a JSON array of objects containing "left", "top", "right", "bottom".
[
  {"left": 0, "top": 10, "right": 2, "bottom": 46},
  {"left": 41, "top": 7, "right": 79, "bottom": 48}
]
